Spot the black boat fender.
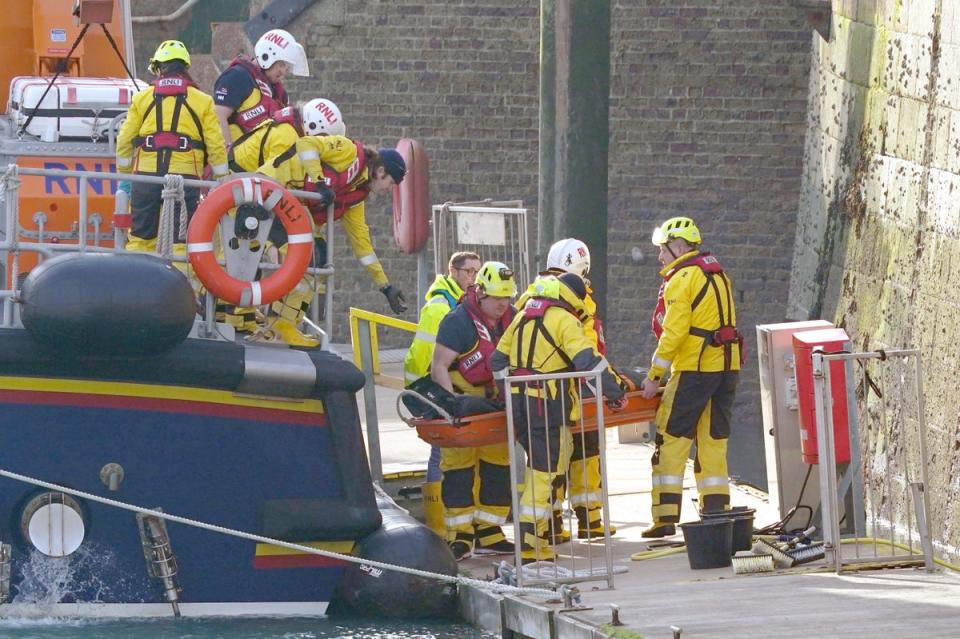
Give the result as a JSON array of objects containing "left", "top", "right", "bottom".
[
  {"left": 19, "top": 253, "right": 196, "bottom": 357},
  {"left": 330, "top": 492, "right": 458, "bottom": 619}
]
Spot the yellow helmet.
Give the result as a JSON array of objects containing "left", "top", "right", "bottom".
[
  {"left": 149, "top": 40, "right": 191, "bottom": 74},
  {"left": 652, "top": 216, "right": 701, "bottom": 246},
  {"left": 475, "top": 261, "right": 517, "bottom": 298},
  {"left": 529, "top": 273, "right": 587, "bottom": 317}
]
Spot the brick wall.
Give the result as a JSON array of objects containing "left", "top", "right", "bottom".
[
  {"left": 606, "top": 1, "right": 811, "bottom": 487},
  {"left": 133, "top": 0, "right": 812, "bottom": 488}
]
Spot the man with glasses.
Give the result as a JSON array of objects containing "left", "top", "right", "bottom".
[
  {"left": 429, "top": 261, "right": 518, "bottom": 560},
  {"left": 402, "top": 251, "right": 481, "bottom": 537}
]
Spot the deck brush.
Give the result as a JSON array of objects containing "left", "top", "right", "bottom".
[
  {"left": 751, "top": 538, "right": 795, "bottom": 568},
  {"left": 732, "top": 551, "right": 775, "bottom": 574},
  {"left": 788, "top": 542, "right": 825, "bottom": 565}
]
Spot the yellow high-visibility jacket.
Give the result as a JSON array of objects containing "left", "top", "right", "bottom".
[
  {"left": 257, "top": 135, "right": 388, "bottom": 287},
  {"left": 516, "top": 274, "right": 601, "bottom": 351},
  {"left": 495, "top": 303, "right": 596, "bottom": 418},
  {"left": 648, "top": 250, "right": 740, "bottom": 381},
  {"left": 230, "top": 121, "right": 299, "bottom": 173},
  {"left": 402, "top": 274, "right": 464, "bottom": 386},
  {"left": 116, "top": 79, "right": 228, "bottom": 178}
]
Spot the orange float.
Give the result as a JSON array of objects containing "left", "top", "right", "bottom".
[
  {"left": 407, "top": 391, "right": 660, "bottom": 448},
  {"left": 187, "top": 176, "right": 313, "bottom": 306},
  {"left": 392, "top": 138, "right": 430, "bottom": 254}
]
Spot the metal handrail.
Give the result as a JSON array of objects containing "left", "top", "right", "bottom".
[
  {"left": 2, "top": 164, "right": 336, "bottom": 339},
  {"left": 348, "top": 306, "right": 417, "bottom": 374},
  {"left": 348, "top": 306, "right": 419, "bottom": 484},
  {"left": 502, "top": 367, "right": 615, "bottom": 589}
]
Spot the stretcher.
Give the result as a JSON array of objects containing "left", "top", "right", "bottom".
[{"left": 397, "top": 390, "right": 661, "bottom": 448}]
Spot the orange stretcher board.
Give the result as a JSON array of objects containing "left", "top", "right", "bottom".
[{"left": 410, "top": 391, "right": 660, "bottom": 448}]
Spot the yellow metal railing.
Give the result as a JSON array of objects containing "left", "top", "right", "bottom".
[
  {"left": 348, "top": 307, "right": 417, "bottom": 377},
  {"left": 349, "top": 307, "right": 418, "bottom": 484}
]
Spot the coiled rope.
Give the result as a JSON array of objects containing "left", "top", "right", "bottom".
[{"left": 156, "top": 174, "right": 188, "bottom": 258}]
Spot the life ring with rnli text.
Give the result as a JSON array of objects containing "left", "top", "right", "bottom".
[
  {"left": 187, "top": 176, "right": 312, "bottom": 306},
  {"left": 392, "top": 138, "right": 430, "bottom": 254}
]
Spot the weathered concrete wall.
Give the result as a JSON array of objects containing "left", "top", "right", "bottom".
[
  {"left": 132, "top": 1, "right": 812, "bottom": 488},
  {"left": 789, "top": 0, "right": 960, "bottom": 560}
]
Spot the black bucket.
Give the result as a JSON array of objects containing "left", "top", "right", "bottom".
[
  {"left": 701, "top": 508, "right": 755, "bottom": 553},
  {"left": 680, "top": 518, "right": 733, "bottom": 569}
]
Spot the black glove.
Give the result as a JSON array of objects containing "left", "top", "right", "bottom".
[
  {"left": 381, "top": 284, "right": 408, "bottom": 314},
  {"left": 314, "top": 183, "right": 335, "bottom": 209}
]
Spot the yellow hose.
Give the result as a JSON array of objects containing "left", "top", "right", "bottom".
[
  {"left": 629, "top": 536, "right": 960, "bottom": 572},
  {"left": 630, "top": 546, "right": 686, "bottom": 561},
  {"left": 839, "top": 537, "right": 960, "bottom": 573}
]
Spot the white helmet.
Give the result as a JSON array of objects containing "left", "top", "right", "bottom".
[
  {"left": 254, "top": 29, "right": 309, "bottom": 76},
  {"left": 302, "top": 98, "right": 346, "bottom": 136},
  {"left": 546, "top": 238, "right": 591, "bottom": 278}
]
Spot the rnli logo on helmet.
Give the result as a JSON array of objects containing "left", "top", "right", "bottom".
[
  {"left": 265, "top": 32, "right": 289, "bottom": 49},
  {"left": 578, "top": 247, "right": 587, "bottom": 257},
  {"left": 462, "top": 351, "right": 483, "bottom": 369},
  {"left": 241, "top": 105, "right": 267, "bottom": 121},
  {"left": 318, "top": 102, "right": 338, "bottom": 123}
]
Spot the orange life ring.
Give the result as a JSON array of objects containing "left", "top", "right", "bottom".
[
  {"left": 187, "top": 176, "right": 313, "bottom": 306},
  {"left": 392, "top": 138, "right": 430, "bottom": 254}
]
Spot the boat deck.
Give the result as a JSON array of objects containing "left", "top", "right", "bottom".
[{"left": 368, "top": 366, "right": 960, "bottom": 639}]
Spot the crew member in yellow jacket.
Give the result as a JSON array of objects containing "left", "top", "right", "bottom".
[
  {"left": 402, "top": 251, "right": 481, "bottom": 537},
  {"left": 116, "top": 40, "right": 228, "bottom": 253},
  {"left": 256, "top": 134, "right": 407, "bottom": 346},
  {"left": 514, "top": 238, "right": 633, "bottom": 542},
  {"left": 491, "top": 273, "right": 625, "bottom": 563},
  {"left": 220, "top": 98, "right": 346, "bottom": 333},
  {"left": 639, "top": 216, "right": 741, "bottom": 538}
]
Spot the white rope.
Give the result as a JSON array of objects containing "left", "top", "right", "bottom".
[
  {"left": 0, "top": 467, "right": 556, "bottom": 597},
  {"left": 157, "top": 174, "right": 187, "bottom": 258}
]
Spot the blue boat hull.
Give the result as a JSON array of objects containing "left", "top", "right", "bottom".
[{"left": 0, "top": 328, "right": 380, "bottom": 616}]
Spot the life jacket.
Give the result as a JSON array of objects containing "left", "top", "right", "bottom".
[
  {"left": 453, "top": 286, "right": 515, "bottom": 389},
  {"left": 226, "top": 56, "right": 289, "bottom": 133},
  {"left": 511, "top": 296, "right": 584, "bottom": 374},
  {"left": 227, "top": 106, "right": 303, "bottom": 173},
  {"left": 133, "top": 75, "right": 206, "bottom": 175},
  {"left": 651, "top": 252, "right": 743, "bottom": 370},
  {"left": 594, "top": 318, "right": 606, "bottom": 355},
  {"left": 272, "top": 139, "right": 368, "bottom": 223}
]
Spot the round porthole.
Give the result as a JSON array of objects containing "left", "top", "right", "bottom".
[{"left": 20, "top": 492, "right": 86, "bottom": 557}]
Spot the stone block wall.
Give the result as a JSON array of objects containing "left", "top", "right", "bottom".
[
  {"left": 789, "top": 0, "right": 960, "bottom": 560},
  {"left": 132, "top": 0, "right": 813, "bottom": 488}
]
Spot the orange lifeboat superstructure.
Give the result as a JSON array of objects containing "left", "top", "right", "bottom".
[{"left": 0, "top": 0, "right": 141, "bottom": 283}]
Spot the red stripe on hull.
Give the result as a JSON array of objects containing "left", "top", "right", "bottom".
[{"left": 0, "top": 390, "right": 326, "bottom": 426}]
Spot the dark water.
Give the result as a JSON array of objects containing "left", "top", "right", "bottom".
[{"left": 0, "top": 617, "right": 496, "bottom": 639}]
